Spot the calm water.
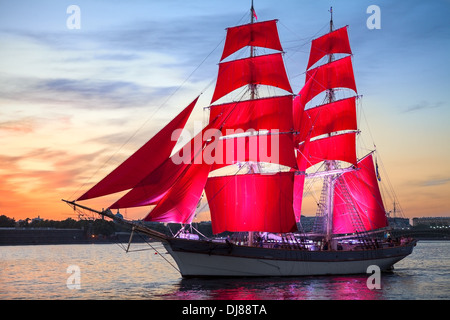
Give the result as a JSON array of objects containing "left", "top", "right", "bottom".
[{"left": 1, "top": 241, "right": 448, "bottom": 300}]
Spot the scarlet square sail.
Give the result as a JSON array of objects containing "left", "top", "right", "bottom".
[
  {"left": 211, "top": 132, "right": 297, "bottom": 170},
  {"left": 307, "top": 26, "right": 352, "bottom": 70},
  {"left": 221, "top": 19, "right": 283, "bottom": 61},
  {"left": 205, "top": 172, "right": 297, "bottom": 234},
  {"left": 208, "top": 95, "right": 297, "bottom": 170},
  {"left": 211, "top": 53, "right": 292, "bottom": 104},
  {"left": 297, "top": 132, "right": 357, "bottom": 168},
  {"left": 297, "top": 96, "right": 357, "bottom": 142},
  {"left": 297, "top": 56, "right": 357, "bottom": 110},
  {"left": 209, "top": 95, "right": 293, "bottom": 134}
]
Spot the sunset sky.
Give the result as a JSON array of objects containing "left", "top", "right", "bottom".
[{"left": 1, "top": 0, "right": 449, "bottom": 222}]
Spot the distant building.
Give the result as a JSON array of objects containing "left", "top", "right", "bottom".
[
  {"left": 32, "top": 216, "right": 43, "bottom": 223},
  {"left": 412, "top": 217, "right": 450, "bottom": 228},
  {"left": 388, "top": 217, "right": 411, "bottom": 229}
]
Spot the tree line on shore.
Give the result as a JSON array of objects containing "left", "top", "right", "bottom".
[
  {"left": 0, "top": 214, "right": 215, "bottom": 238},
  {"left": 0, "top": 214, "right": 121, "bottom": 236}
]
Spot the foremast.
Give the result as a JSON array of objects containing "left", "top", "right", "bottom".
[{"left": 248, "top": 0, "right": 256, "bottom": 245}]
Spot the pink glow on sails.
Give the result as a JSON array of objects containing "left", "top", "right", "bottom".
[
  {"left": 296, "top": 132, "right": 357, "bottom": 168},
  {"left": 221, "top": 20, "right": 282, "bottom": 61},
  {"left": 211, "top": 53, "right": 293, "bottom": 104},
  {"left": 307, "top": 26, "right": 352, "bottom": 70},
  {"left": 332, "top": 154, "right": 388, "bottom": 234},
  {"left": 77, "top": 97, "right": 198, "bottom": 201},
  {"left": 205, "top": 172, "right": 297, "bottom": 234},
  {"left": 143, "top": 161, "right": 212, "bottom": 224}
]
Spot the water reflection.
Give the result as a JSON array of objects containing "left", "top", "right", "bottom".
[
  {"left": 157, "top": 275, "right": 384, "bottom": 300},
  {"left": 2, "top": 242, "right": 448, "bottom": 300}
]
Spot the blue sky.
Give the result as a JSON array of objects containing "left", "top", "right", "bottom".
[{"left": 0, "top": 0, "right": 449, "bottom": 220}]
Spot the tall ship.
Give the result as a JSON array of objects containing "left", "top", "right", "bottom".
[{"left": 63, "top": 3, "right": 416, "bottom": 277}]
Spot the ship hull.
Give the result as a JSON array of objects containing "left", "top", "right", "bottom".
[{"left": 163, "top": 238, "right": 416, "bottom": 277}]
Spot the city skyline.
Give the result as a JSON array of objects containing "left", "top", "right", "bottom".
[{"left": 0, "top": 0, "right": 449, "bottom": 221}]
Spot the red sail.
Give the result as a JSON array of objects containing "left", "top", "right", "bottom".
[
  {"left": 109, "top": 115, "right": 224, "bottom": 209},
  {"left": 297, "top": 132, "right": 357, "bottom": 168},
  {"left": 143, "top": 161, "right": 211, "bottom": 224},
  {"left": 211, "top": 132, "right": 297, "bottom": 170},
  {"left": 297, "top": 56, "right": 356, "bottom": 109},
  {"left": 77, "top": 97, "right": 198, "bottom": 201},
  {"left": 297, "top": 97, "right": 357, "bottom": 142},
  {"left": 108, "top": 155, "right": 182, "bottom": 209},
  {"left": 332, "top": 154, "right": 388, "bottom": 234},
  {"left": 307, "top": 26, "right": 352, "bottom": 70},
  {"left": 221, "top": 20, "right": 283, "bottom": 61},
  {"left": 141, "top": 117, "right": 230, "bottom": 223},
  {"left": 209, "top": 95, "right": 293, "bottom": 134},
  {"left": 211, "top": 53, "right": 293, "bottom": 104},
  {"left": 205, "top": 172, "right": 297, "bottom": 234}
]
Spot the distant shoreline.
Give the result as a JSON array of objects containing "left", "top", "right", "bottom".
[
  {"left": 1, "top": 227, "right": 448, "bottom": 246},
  {"left": 0, "top": 227, "right": 149, "bottom": 246}
]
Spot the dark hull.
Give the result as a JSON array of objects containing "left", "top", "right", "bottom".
[{"left": 163, "top": 238, "right": 417, "bottom": 277}]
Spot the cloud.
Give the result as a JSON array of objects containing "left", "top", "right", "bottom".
[
  {"left": 0, "top": 117, "right": 38, "bottom": 133},
  {"left": 402, "top": 101, "right": 443, "bottom": 113},
  {"left": 0, "top": 75, "right": 178, "bottom": 110},
  {"left": 421, "top": 177, "right": 450, "bottom": 187}
]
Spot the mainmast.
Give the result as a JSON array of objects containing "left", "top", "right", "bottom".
[
  {"left": 326, "top": 7, "right": 335, "bottom": 104},
  {"left": 249, "top": 0, "right": 257, "bottom": 100},
  {"left": 248, "top": 0, "right": 256, "bottom": 245},
  {"left": 324, "top": 7, "right": 336, "bottom": 244}
]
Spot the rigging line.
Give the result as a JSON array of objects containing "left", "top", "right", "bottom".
[
  {"left": 279, "top": 20, "right": 329, "bottom": 49},
  {"left": 376, "top": 151, "right": 406, "bottom": 218},
  {"left": 303, "top": 161, "right": 327, "bottom": 207},
  {"left": 135, "top": 231, "right": 180, "bottom": 273},
  {"left": 357, "top": 98, "right": 404, "bottom": 217},
  {"left": 280, "top": 21, "right": 328, "bottom": 78},
  {"left": 357, "top": 96, "right": 377, "bottom": 149}
]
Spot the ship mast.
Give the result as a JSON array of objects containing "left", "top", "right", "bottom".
[
  {"left": 324, "top": 7, "right": 336, "bottom": 244},
  {"left": 248, "top": 0, "right": 256, "bottom": 246},
  {"left": 247, "top": 0, "right": 259, "bottom": 177},
  {"left": 249, "top": 0, "right": 257, "bottom": 100}
]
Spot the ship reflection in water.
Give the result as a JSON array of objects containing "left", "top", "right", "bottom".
[{"left": 165, "top": 275, "right": 383, "bottom": 300}]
